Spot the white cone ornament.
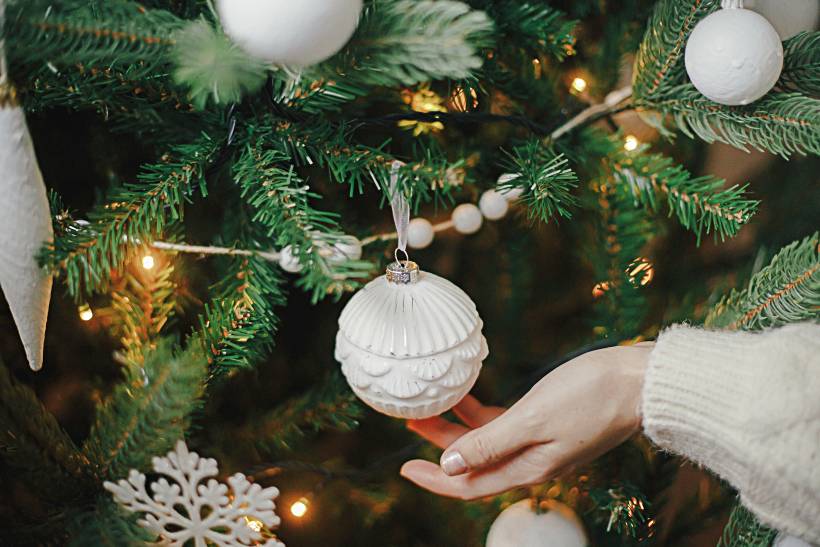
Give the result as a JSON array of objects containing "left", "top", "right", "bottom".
[
  {"left": 685, "top": 2, "right": 783, "bottom": 106},
  {"left": 745, "top": 0, "right": 819, "bottom": 39},
  {"left": 335, "top": 260, "right": 488, "bottom": 419},
  {"left": 0, "top": 12, "right": 53, "bottom": 372},
  {"left": 216, "top": 0, "right": 363, "bottom": 67},
  {"left": 486, "top": 499, "right": 587, "bottom": 547}
]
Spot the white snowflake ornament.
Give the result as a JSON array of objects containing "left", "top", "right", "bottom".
[{"left": 104, "top": 441, "right": 284, "bottom": 547}]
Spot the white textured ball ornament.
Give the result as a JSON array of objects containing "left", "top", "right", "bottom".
[
  {"left": 216, "top": 0, "right": 363, "bottom": 66},
  {"left": 452, "top": 203, "right": 484, "bottom": 234},
  {"left": 479, "top": 190, "right": 509, "bottom": 221},
  {"left": 684, "top": 6, "right": 783, "bottom": 105},
  {"left": 278, "top": 245, "right": 303, "bottom": 273},
  {"left": 335, "top": 261, "right": 488, "bottom": 419},
  {"left": 486, "top": 500, "right": 587, "bottom": 547},
  {"left": 745, "top": 0, "right": 819, "bottom": 39},
  {"left": 407, "top": 218, "right": 435, "bottom": 249}
]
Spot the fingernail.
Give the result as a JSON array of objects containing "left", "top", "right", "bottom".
[{"left": 440, "top": 451, "right": 467, "bottom": 476}]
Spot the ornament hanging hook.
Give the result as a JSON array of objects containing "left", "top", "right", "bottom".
[{"left": 388, "top": 160, "right": 410, "bottom": 264}]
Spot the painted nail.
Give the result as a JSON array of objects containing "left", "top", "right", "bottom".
[{"left": 440, "top": 451, "right": 467, "bottom": 476}]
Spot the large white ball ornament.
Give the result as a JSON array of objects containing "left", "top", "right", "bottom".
[
  {"left": 335, "top": 261, "right": 488, "bottom": 419},
  {"left": 684, "top": 7, "right": 783, "bottom": 105},
  {"left": 407, "top": 218, "right": 435, "bottom": 249},
  {"left": 278, "top": 245, "right": 303, "bottom": 273},
  {"left": 452, "top": 203, "right": 484, "bottom": 234},
  {"left": 486, "top": 499, "right": 587, "bottom": 547},
  {"left": 745, "top": 0, "right": 819, "bottom": 39},
  {"left": 479, "top": 190, "right": 509, "bottom": 220},
  {"left": 217, "top": 0, "right": 363, "bottom": 66}
]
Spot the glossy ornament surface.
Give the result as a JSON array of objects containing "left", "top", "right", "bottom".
[
  {"left": 486, "top": 499, "right": 587, "bottom": 547},
  {"left": 684, "top": 6, "right": 783, "bottom": 105},
  {"left": 217, "top": 0, "right": 362, "bottom": 66},
  {"left": 335, "top": 261, "right": 488, "bottom": 419}
]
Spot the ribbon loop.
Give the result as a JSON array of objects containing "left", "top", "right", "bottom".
[{"left": 388, "top": 161, "right": 410, "bottom": 260}]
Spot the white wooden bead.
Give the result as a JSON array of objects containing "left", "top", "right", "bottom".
[
  {"left": 497, "top": 173, "right": 524, "bottom": 201},
  {"left": 278, "top": 245, "right": 303, "bottom": 273},
  {"left": 329, "top": 235, "right": 362, "bottom": 262},
  {"left": 479, "top": 190, "right": 509, "bottom": 220},
  {"left": 452, "top": 203, "right": 483, "bottom": 234},
  {"left": 407, "top": 218, "right": 435, "bottom": 249}
]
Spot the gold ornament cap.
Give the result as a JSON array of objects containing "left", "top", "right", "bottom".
[{"left": 386, "top": 260, "right": 419, "bottom": 284}]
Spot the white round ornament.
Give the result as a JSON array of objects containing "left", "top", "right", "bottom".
[
  {"left": 745, "top": 0, "right": 819, "bottom": 39},
  {"left": 216, "top": 0, "right": 363, "bottom": 66},
  {"left": 479, "top": 190, "right": 509, "bottom": 221},
  {"left": 407, "top": 218, "right": 435, "bottom": 249},
  {"left": 486, "top": 499, "right": 587, "bottom": 547},
  {"left": 685, "top": 4, "right": 783, "bottom": 105},
  {"left": 335, "top": 260, "right": 488, "bottom": 419},
  {"left": 497, "top": 173, "right": 524, "bottom": 201},
  {"left": 278, "top": 245, "right": 303, "bottom": 273},
  {"left": 452, "top": 203, "right": 484, "bottom": 234}
]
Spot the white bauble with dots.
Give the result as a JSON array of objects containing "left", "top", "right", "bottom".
[
  {"left": 335, "top": 260, "right": 488, "bottom": 419},
  {"left": 407, "top": 218, "right": 435, "bottom": 249},
  {"left": 479, "top": 190, "right": 509, "bottom": 220},
  {"left": 328, "top": 235, "right": 363, "bottom": 262},
  {"left": 278, "top": 245, "right": 303, "bottom": 273},
  {"left": 486, "top": 500, "right": 587, "bottom": 547},
  {"left": 452, "top": 203, "right": 484, "bottom": 234},
  {"left": 745, "top": 0, "right": 819, "bottom": 39},
  {"left": 216, "top": 0, "right": 363, "bottom": 66},
  {"left": 684, "top": 6, "right": 783, "bottom": 105}
]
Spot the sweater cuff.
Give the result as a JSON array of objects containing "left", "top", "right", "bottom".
[{"left": 641, "top": 324, "right": 759, "bottom": 489}]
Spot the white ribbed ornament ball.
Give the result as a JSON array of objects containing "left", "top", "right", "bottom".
[
  {"left": 278, "top": 245, "right": 303, "bottom": 273},
  {"left": 216, "top": 0, "right": 362, "bottom": 66},
  {"left": 685, "top": 5, "right": 783, "bottom": 105},
  {"left": 452, "top": 203, "right": 484, "bottom": 234},
  {"left": 407, "top": 218, "right": 435, "bottom": 249},
  {"left": 745, "top": 0, "right": 819, "bottom": 39},
  {"left": 479, "top": 190, "right": 509, "bottom": 220},
  {"left": 335, "top": 260, "right": 488, "bottom": 419},
  {"left": 486, "top": 500, "right": 587, "bottom": 547}
]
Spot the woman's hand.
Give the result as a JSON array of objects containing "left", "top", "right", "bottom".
[{"left": 400, "top": 343, "right": 652, "bottom": 500}]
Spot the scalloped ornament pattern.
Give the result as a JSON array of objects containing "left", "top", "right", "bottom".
[{"left": 335, "top": 269, "right": 489, "bottom": 419}]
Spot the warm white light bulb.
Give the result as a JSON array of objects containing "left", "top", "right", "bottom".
[
  {"left": 624, "top": 135, "right": 639, "bottom": 151},
  {"left": 571, "top": 77, "right": 588, "bottom": 93},
  {"left": 141, "top": 254, "right": 155, "bottom": 270},
  {"left": 290, "top": 498, "right": 309, "bottom": 518},
  {"left": 79, "top": 305, "right": 93, "bottom": 321}
]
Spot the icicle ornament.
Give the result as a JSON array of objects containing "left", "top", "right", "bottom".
[{"left": 334, "top": 164, "right": 488, "bottom": 419}]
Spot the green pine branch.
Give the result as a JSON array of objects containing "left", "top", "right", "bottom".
[
  {"left": 195, "top": 255, "right": 286, "bottom": 374},
  {"left": 0, "top": 359, "right": 96, "bottom": 504},
  {"left": 316, "top": 0, "right": 493, "bottom": 88},
  {"left": 778, "top": 31, "right": 820, "bottom": 97},
  {"left": 705, "top": 232, "right": 820, "bottom": 331},
  {"left": 474, "top": 0, "right": 577, "bottom": 60},
  {"left": 631, "top": 0, "right": 720, "bottom": 99},
  {"left": 716, "top": 504, "right": 777, "bottom": 547},
  {"left": 498, "top": 140, "right": 579, "bottom": 223},
  {"left": 82, "top": 339, "right": 208, "bottom": 480},
  {"left": 637, "top": 86, "right": 820, "bottom": 157},
  {"left": 40, "top": 136, "right": 222, "bottom": 298},
  {"left": 611, "top": 145, "right": 759, "bottom": 243}
]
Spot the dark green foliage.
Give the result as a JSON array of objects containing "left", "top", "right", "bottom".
[
  {"left": 472, "top": 1, "right": 577, "bottom": 60},
  {"left": 40, "top": 136, "right": 222, "bottom": 298},
  {"left": 498, "top": 141, "right": 579, "bottom": 223},
  {"left": 67, "top": 496, "right": 154, "bottom": 547},
  {"left": 82, "top": 340, "right": 208, "bottom": 479},
  {"left": 716, "top": 504, "right": 777, "bottom": 547},
  {"left": 779, "top": 31, "right": 820, "bottom": 97},
  {"left": 612, "top": 144, "right": 759, "bottom": 243},
  {"left": 589, "top": 483, "right": 651, "bottom": 539},
  {"left": 195, "top": 255, "right": 286, "bottom": 373},
  {"left": 0, "top": 359, "right": 95, "bottom": 503},
  {"left": 706, "top": 232, "right": 820, "bottom": 331}
]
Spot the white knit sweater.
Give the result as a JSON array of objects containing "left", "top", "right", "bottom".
[{"left": 642, "top": 322, "right": 820, "bottom": 544}]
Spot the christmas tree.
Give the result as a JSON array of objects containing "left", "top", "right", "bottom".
[{"left": 0, "top": 0, "right": 818, "bottom": 545}]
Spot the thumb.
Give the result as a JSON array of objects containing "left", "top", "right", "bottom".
[{"left": 439, "top": 408, "right": 539, "bottom": 476}]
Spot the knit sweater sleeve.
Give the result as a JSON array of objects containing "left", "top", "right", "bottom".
[{"left": 641, "top": 322, "right": 820, "bottom": 543}]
